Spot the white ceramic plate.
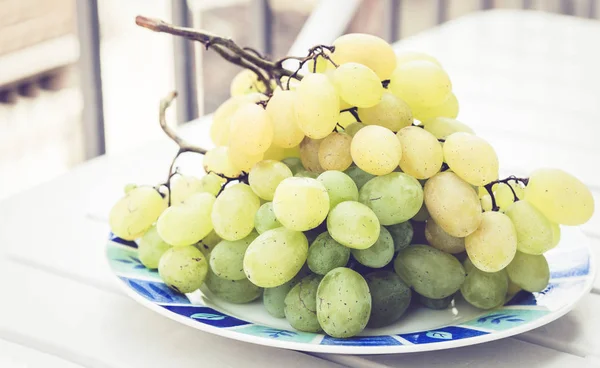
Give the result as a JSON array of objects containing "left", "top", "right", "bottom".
[{"left": 106, "top": 226, "right": 594, "bottom": 354}]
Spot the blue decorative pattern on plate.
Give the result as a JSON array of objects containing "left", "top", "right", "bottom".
[{"left": 106, "top": 227, "right": 595, "bottom": 354}]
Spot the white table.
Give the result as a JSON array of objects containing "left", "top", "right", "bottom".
[{"left": 1, "top": 9, "right": 600, "bottom": 367}]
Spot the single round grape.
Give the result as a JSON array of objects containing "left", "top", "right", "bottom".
[
  {"left": 284, "top": 274, "right": 323, "bottom": 332},
  {"left": 168, "top": 173, "right": 218, "bottom": 205},
  {"left": 159, "top": 246, "right": 208, "bottom": 294},
  {"left": 272, "top": 177, "right": 329, "bottom": 231},
  {"left": 109, "top": 186, "right": 167, "bottom": 241},
  {"left": 318, "top": 132, "right": 353, "bottom": 171},
  {"left": 228, "top": 147, "right": 264, "bottom": 172},
  {"left": 338, "top": 110, "right": 357, "bottom": 128},
  {"left": 316, "top": 267, "right": 372, "bottom": 338},
  {"left": 333, "top": 62, "right": 383, "bottom": 108},
  {"left": 210, "top": 231, "right": 259, "bottom": 280},
  {"left": 424, "top": 219, "right": 465, "bottom": 254},
  {"left": 505, "top": 200, "right": 555, "bottom": 255},
  {"left": 358, "top": 172, "right": 423, "bottom": 225},
  {"left": 481, "top": 194, "right": 493, "bottom": 212},
  {"left": 394, "top": 245, "right": 466, "bottom": 299},
  {"left": 205, "top": 268, "right": 262, "bottom": 304},
  {"left": 294, "top": 170, "right": 318, "bottom": 178},
  {"left": 265, "top": 89, "right": 305, "bottom": 148},
  {"left": 465, "top": 211, "right": 517, "bottom": 272},
  {"left": 358, "top": 92, "right": 413, "bottom": 132},
  {"left": 412, "top": 202, "right": 430, "bottom": 222},
  {"left": 443, "top": 132, "right": 499, "bottom": 186},
  {"left": 386, "top": 222, "right": 413, "bottom": 252},
  {"left": 138, "top": 225, "right": 171, "bottom": 269},
  {"left": 418, "top": 293, "right": 454, "bottom": 310},
  {"left": 299, "top": 137, "right": 325, "bottom": 173},
  {"left": 196, "top": 229, "right": 221, "bottom": 257},
  {"left": 460, "top": 268, "right": 508, "bottom": 309},
  {"left": 211, "top": 184, "right": 260, "bottom": 241},
  {"left": 506, "top": 251, "right": 550, "bottom": 293},
  {"left": 390, "top": 60, "right": 452, "bottom": 107},
  {"left": 413, "top": 93, "right": 459, "bottom": 122},
  {"left": 344, "top": 122, "right": 365, "bottom": 137},
  {"left": 229, "top": 69, "right": 267, "bottom": 96},
  {"left": 422, "top": 117, "right": 472, "bottom": 139},
  {"left": 317, "top": 170, "right": 359, "bottom": 209},
  {"left": 203, "top": 146, "right": 242, "bottom": 178},
  {"left": 331, "top": 33, "right": 396, "bottom": 80},
  {"left": 352, "top": 226, "right": 394, "bottom": 268},
  {"left": 494, "top": 183, "right": 515, "bottom": 211},
  {"left": 157, "top": 192, "right": 215, "bottom": 247},
  {"left": 424, "top": 172, "right": 482, "bottom": 237},
  {"left": 229, "top": 103, "right": 273, "bottom": 155},
  {"left": 395, "top": 51, "right": 441, "bottom": 67},
  {"left": 327, "top": 201, "right": 380, "bottom": 249},
  {"left": 365, "top": 270, "right": 411, "bottom": 328},
  {"left": 344, "top": 165, "right": 375, "bottom": 189},
  {"left": 210, "top": 96, "right": 246, "bottom": 145},
  {"left": 351, "top": 125, "right": 402, "bottom": 175},
  {"left": 254, "top": 202, "right": 282, "bottom": 234},
  {"left": 248, "top": 160, "right": 293, "bottom": 201},
  {"left": 307, "top": 232, "right": 351, "bottom": 275},
  {"left": 397, "top": 126, "right": 443, "bottom": 179},
  {"left": 524, "top": 168, "right": 594, "bottom": 226},
  {"left": 282, "top": 157, "right": 304, "bottom": 175},
  {"left": 294, "top": 73, "right": 340, "bottom": 139},
  {"left": 200, "top": 173, "right": 226, "bottom": 196},
  {"left": 263, "top": 266, "right": 311, "bottom": 318}
]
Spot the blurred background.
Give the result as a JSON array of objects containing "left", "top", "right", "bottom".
[{"left": 0, "top": 0, "right": 597, "bottom": 200}]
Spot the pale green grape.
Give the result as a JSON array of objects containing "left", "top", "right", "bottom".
[
  {"left": 397, "top": 126, "right": 443, "bottom": 179},
  {"left": 424, "top": 219, "right": 465, "bottom": 254},
  {"left": 418, "top": 294, "right": 454, "bottom": 310},
  {"left": 263, "top": 266, "right": 310, "bottom": 318},
  {"left": 272, "top": 177, "right": 329, "bottom": 231},
  {"left": 266, "top": 90, "right": 305, "bottom": 148},
  {"left": 317, "top": 170, "right": 359, "bottom": 209},
  {"left": 318, "top": 132, "right": 353, "bottom": 171},
  {"left": 228, "top": 147, "right": 264, "bottom": 173},
  {"left": 395, "top": 51, "right": 441, "bottom": 67},
  {"left": 243, "top": 227, "right": 308, "bottom": 287},
  {"left": 138, "top": 225, "right": 171, "bottom": 269},
  {"left": 284, "top": 274, "right": 323, "bottom": 332},
  {"left": 316, "top": 267, "right": 372, "bottom": 338},
  {"left": 254, "top": 202, "right": 282, "bottom": 234},
  {"left": 386, "top": 222, "right": 413, "bottom": 252},
  {"left": 443, "top": 132, "right": 499, "bottom": 186},
  {"left": 390, "top": 60, "right": 452, "bottom": 107},
  {"left": 210, "top": 96, "right": 246, "bottom": 146},
  {"left": 159, "top": 245, "right": 208, "bottom": 293},
  {"left": 494, "top": 183, "right": 515, "bottom": 211},
  {"left": 203, "top": 146, "right": 242, "bottom": 178},
  {"left": 170, "top": 174, "right": 224, "bottom": 205},
  {"left": 248, "top": 160, "right": 293, "bottom": 201},
  {"left": 344, "top": 122, "right": 365, "bottom": 137},
  {"left": 229, "top": 103, "right": 273, "bottom": 155},
  {"left": 413, "top": 93, "right": 459, "bottom": 122},
  {"left": 157, "top": 192, "right": 215, "bottom": 247},
  {"left": 338, "top": 110, "right": 357, "bottom": 128},
  {"left": 352, "top": 226, "right": 394, "bottom": 268},
  {"left": 295, "top": 73, "right": 340, "bottom": 139},
  {"left": 465, "top": 212, "right": 517, "bottom": 272},
  {"left": 365, "top": 270, "right": 411, "bottom": 328},
  {"left": 230, "top": 69, "right": 267, "bottom": 96},
  {"left": 358, "top": 172, "right": 423, "bottom": 225},
  {"left": 333, "top": 62, "right": 383, "bottom": 108},
  {"left": 109, "top": 186, "right": 167, "bottom": 241},
  {"left": 358, "top": 92, "right": 413, "bottom": 132},
  {"left": 327, "top": 201, "right": 380, "bottom": 249},
  {"left": 210, "top": 231, "right": 259, "bottom": 280},
  {"left": 196, "top": 230, "right": 221, "bottom": 256},
  {"left": 351, "top": 125, "right": 402, "bottom": 175},
  {"left": 460, "top": 268, "right": 508, "bottom": 309},
  {"left": 205, "top": 268, "right": 262, "bottom": 304},
  {"left": 507, "top": 278, "right": 522, "bottom": 297},
  {"left": 199, "top": 173, "right": 226, "bottom": 196},
  {"left": 412, "top": 202, "right": 430, "bottom": 222},
  {"left": 344, "top": 165, "right": 375, "bottom": 189},
  {"left": 524, "top": 169, "right": 594, "bottom": 225},
  {"left": 307, "top": 52, "right": 333, "bottom": 73},
  {"left": 299, "top": 137, "right": 325, "bottom": 173},
  {"left": 422, "top": 117, "right": 472, "bottom": 139},
  {"left": 282, "top": 157, "right": 304, "bottom": 175},
  {"left": 307, "top": 232, "right": 351, "bottom": 275},
  {"left": 211, "top": 184, "right": 260, "bottom": 241},
  {"left": 294, "top": 170, "right": 318, "bottom": 179},
  {"left": 506, "top": 251, "right": 550, "bottom": 293},
  {"left": 332, "top": 33, "right": 397, "bottom": 80},
  {"left": 424, "top": 172, "right": 482, "bottom": 237},
  {"left": 481, "top": 194, "right": 493, "bottom": 212},
  {"left": 262, "top": 143, "right": 300, "bottom": 161},
  {"left": 505, "top": 200, "right": 555, "bottom": 255}
]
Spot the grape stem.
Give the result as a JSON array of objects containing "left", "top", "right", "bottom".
[
  {"left": 483, "top": 175, "right": 529, "bottom": 211},
  {"left": 341, "top": 107, "right": 361, "bottom": 122},
  {"left": 159, "top": 91, "right": 208, "bottom": 155}
]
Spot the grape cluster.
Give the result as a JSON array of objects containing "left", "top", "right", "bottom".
[{"left": 109, "top": 33, "right": 595, "bottom": 338}]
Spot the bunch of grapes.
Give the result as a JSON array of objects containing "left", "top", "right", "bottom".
[{"left": 109, "top": 25, "right": 595, "bottom": 339}]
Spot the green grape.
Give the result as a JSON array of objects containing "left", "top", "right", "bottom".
[
  {"left": 109, "top": 186, "right": 167, "bottom": 241},
  {"left": 443, "top": 132, "right": 499, "bottom": 186},
  {"left": 424, "top": 219, "right": 465, "bottom": 254},
  {"left": 394, "top": 245, "right": 465, "bottom": 299},
  {"left": 358, "top": 172, "right": 423, "bottom": 225},
  {"left": 344, "top": 122, "right": 365, "bottom": 137},
  {"left": 332, "top": 33, "right": 397, "bottom": 80},
  {"left": 506, "top": 251, "right": 550, "bottom": 293},
  {"left": 205, "top": 268, "right": 262, "bottom": 304},
  {"left": 344, "top": 165, "right": 375, "bottom": 189},
  {"left": 418, "top": 293, "right": 454, "bottom": 310},
  {"left": 412, "top": 202, "right": 430, "bottom": 222},
  {"left": 397, "top": 126, "right": 443, "bottom": 179},
  {"left": 365, "top": 270, "right": 411, "bottom": 328},
  {"left": 307, "top": 232, "right": 351, "bottom": 275},
  {"left": 327, "top": 201, "right": 380, "bottom": 249},
  {"left": 203, "top": 146, "right": 242, "bottom": 178},
  {"left": 395, "top": 51, "right": 441, "bottom": 67},
  {"left": 263, "top": 266, "right": 310, "bottom": 318},
  {"left": 262, "top": 143, "right": 299, "bottom": 161},
  {"left": 284, "top": 274, "right": 323, "bottom": 332},
  {"left": 333, "top": 62, "right": 383, "bottom": 108},
  {"left": 318, "top": 132, "right": 353, "bottom": 171},
  {"left": 307, "top": 52, "right": 333, "bottom": 73},
  {"left": 386, "top": 222, "right": 413, "bottom": 252},
  {"left": 413, "top": 93, "right": 459, "bottom": 122},
  {"left": 210, "top": 231, "right": 259, "bottom": 280},
  {"left": 157, "top": 192, "right": 215, "bottom": 247},
  {"left": 478, "top": 186, "right": 488, "bottom": 198},
  {"left": 254, "top": 202, "right": 282, "bottom": 234},
  {"left": 248, "top": 160, "right": 293, "bottom": 201},
  {"left": 170, "top": 174, "right": 222, "bottom": 205},
  {"left": 494, "top": 183, "right": 515, "bottom": 211},
  {"left": 229, "top": 103, "right": 273, "bottom": 155},
  {"left": 294, "top": 170, "right": 318, "bottom": 178},
  {"left": 199, "top": 173, "right": 226, "bottom": 196},
  {"left": 507, "top": 278, "right": 522, "bottom": 298},
  {"left": 424, "top": 172, "right": 482, "bottom": 237},
  {"left": 295, "top": 73, "right": 340, "bottom": 139},
  {"left": 390, "top": 60, "right": 452, "bottom": 108},
  {"left": 196, "top": 229, "right": 221, "bottom": 257},
  {"left": 138, "top": 225, "right": 171, "bottom": 269},
  {"left": 299, "top": 137, "right": 325, "bottom": 173},
  {"left": 505, "top": 200, "right": 556, "bottom": 255},
  {"left": 229, "top": 69, "right": 267, "bottom": 96},
  {"left": 352, "top": 226, "right": 394, "bottom": 268},
  {"left": 422, "top": 117, "right": 473, "bottom": 139},
  {"left": 481, "top": 194, "right": 493, "bottom": 212},
  {"left": 124, "top": 183, "right": 137, "bottom": 194},
  {"left": 316, "top": 267, "right": 372, "bottom": 338},
  {"left": 460, "top": 268, "right": 508, "bottom": 309},
  {"left": 158, "top": 245, "right": 208, "bottom": 293},
  {"left": 338, "top": 110, "right": 357, "bottom": 128},
  {"left": 358, "top": 92, "right": 413, "bottom": 132},
  {"left": 265, "top": 89, "right": 305, "bottom": 148},
  {"left": 210, "top": 96, "right": 245, "bottom": 146},
  {"left": 351, "top": 125, "right": 402, "bottom": 175},
  {"left": 317, "top": 170, "right": 359, "bottom": 209},
  {"left": 211, "top": 184, "right": 260, "bottom": 241},
  {"left": 228, "top": 147, "right": 264, "bottom": 173},
  {"left": 524, "top": 169, "right": 594, "bottom": 225},
  {"left": 465, "top": 212, "right": 517, "bottom": 272},
  {"left": 282, "top": 157, "right": 304, "bottom": 175},
  {"left": 272, "top": 177, "right": 329, "bottom": 231},
  {"left": 244, "top": 227, "right": 308, "bottom": 287}
]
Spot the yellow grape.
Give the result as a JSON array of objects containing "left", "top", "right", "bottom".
[
  {"left": 229, "top": 69, "right": 268, "bottom": 96},
  {"left": 397, "top": 126, "right": 443, "bottom": 179},
  {"left": 333, "top": 62, "right": 383, "bottom": 108},
  {"left": 210, "top": 96, "right": 247, "bottom": 146},
  {"left": 480, "top": 194, "right": 493, "bottom": 212},
  {"left": 307, "top": 52, "right": 333, "bottom": 73},
  {"left": 157, "top": 192, "right": 216, "bottom": 247},
  {"left": 248, "top": 160, "right": 293, "bottom": 201},
  {"left": 170, "top": 174, "right": 225, "bottom": 204},
  {"left": 339, "top": 110, "right": 357, "bottom": 128},
  {"left": 350, "top": 125, "right": 402, "bottom": 175},
  {"left": 211, "top": 184, "right": 261, "bottom": 241},
  {"left": 295, "top": 73, "right": 340, "bottom": 139},
  {"left": 494, "top": 183, "right": 515, "bottom": 211},
  {"left": 412, "top": 93, "right": 459, "bottom": 122},
  {"left": 265, "top": 90, "right": 305, "bottom": 148},
  {"left": 332, "top": 33, "right": 397, "bottom": 80},
  {"left": 228, "top": 147, "right": 264, "bottom": 172},
  {"left": 505, "top": 200, "right": 556, "bottom": 255},
  {"left": 443, "top": 132, "right": 499, "bottom": 186},
  {"left": 423, "top": 117, "right": 473, "bottom": 139},
  {"left": 465, "top": 211, "right": 517, "bottom": 272},
  {"left": 229, "top": 103, "right": 273, "bottom": 155},
  {"left": 299, "top": 137, "right": 325, "bottom": 173},
  {"left": 395, "top": 51, "right": 442, "bottom": 67},
  {"left": 203, "top": 146, "right": 242, "bottom": 178},
  {"left": 318, "top": 132, "right": 353, "bottom": 171},
  {"left": 524, "top": 169, "right": 594, "bottom": 225},
  {"left": 109, "top": 186, "right": 167, "bottom": 241},
  {"left": 272, "top": 177, "right": 330, "bottom": 231},
  {"left": 358, "top": 92, "right": 413, "bottom": 132},
  {"left": 389, "top": 60, "right": 452, "bottom": 108},
  {"left": 345, "top": 122, "right": 365, "bottom": 137},
  {"left": 478, "top": 186, "right": 488, "bottom": 198}
]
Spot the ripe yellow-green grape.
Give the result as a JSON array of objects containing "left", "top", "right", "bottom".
[
  {"left": 229, "top": 103, "right": 273, "bottom": 155},
  {"left": 318, "top": 132, "right": 353, "bottom": 171},
  {"left": 228, "top": 147, "right": 264, "bottom": 172},
  {"left": 229, "top": 69, "right": 267, "bottom": 96},
  {"left": 397, "top": 126, "right": 443, "bottom": 179},
  {"left": 248, "top": 160, "right": 293, "bottom": 201},
  {"left": 358, "top": 92, "right": 413, "bottom": 132},
  {"left": 272, "top": 177, "right": 330, "bottom": 231},
  {"left": 505, "top": 200, "right": 559, "bottom": 255},
  {"left": 331, "top": 33, "right": 397, "bottom": 80},
  {"left": 443, "top": 132, "right": 499, "bottom": 186},
  {"left": 211, "top": 184, "right": 261, "bottom": 241},
  {"left": 294, "top": 73, "right": 340, "bottom": 139},
  {"left": 423, "top": 117, "right": 473, "bottom": 139},
  {"left": 203, "top": 146, "right": 242, "bottom": 178},
  {"left": 389, "top": 60, "right": 452, "bottom": 108},
  {"left": 333, "top": 62, "right": 383, "bottom": 108},
  {"left": 109, "top": 186, "right": 167, "bottom": 241},
  {"left": 351, "top": 125, "right": 402, "bottom": 175},
  {"left": 412, "top": 93, "right": 459, "bottom": 123},
  {"left": 265, "top": 90, "right": 305, "bottom": 148},
  {"left": 395, "top": 51, "right": 441, "bottom": 68},
  {"left": 157, "top": 192, "right": 216, "bottom": 247},
  {"left": 465, "top": 211, "right": 517, "bottom": 272},
  {"left": 159, "top": 245, "right": 208, "bottom": 293},
  {"left": 299, "top": 137, "right": 325, "bottom": 173},
  {"left": 327, "top": 201, "right": 380, "bottom": 249}
]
